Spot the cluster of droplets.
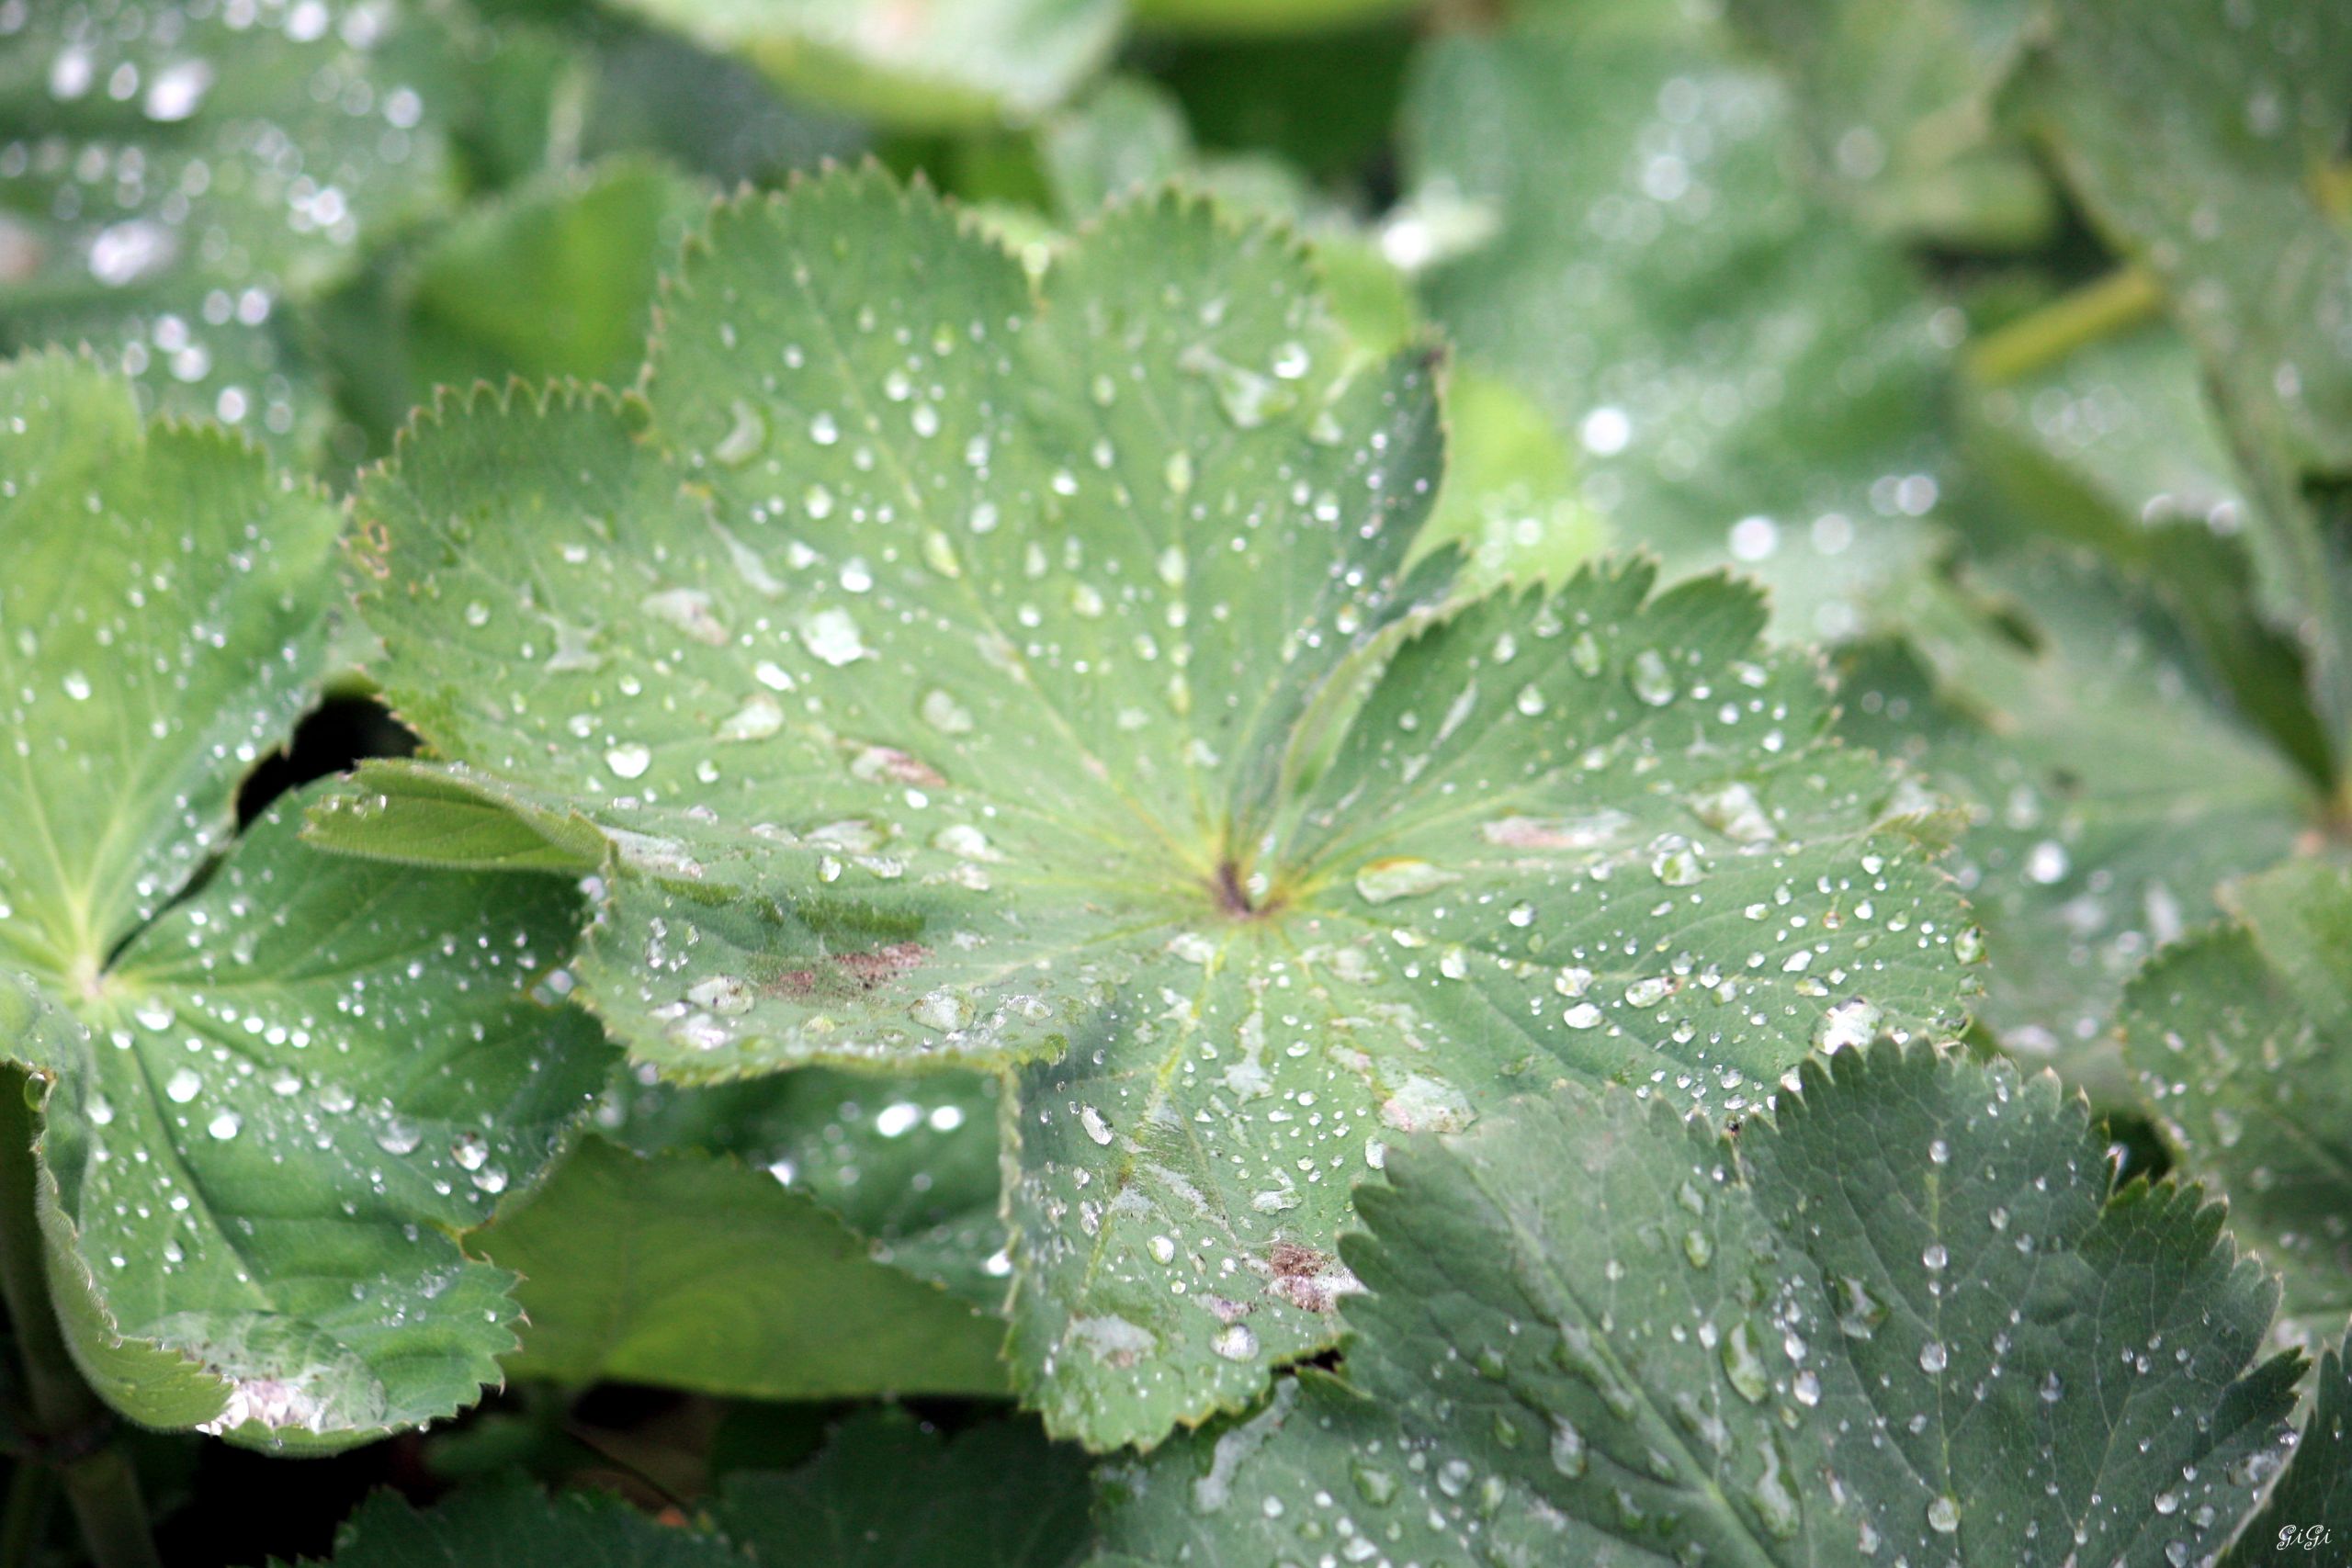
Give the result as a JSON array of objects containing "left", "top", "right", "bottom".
[{"left": 1, "top": 0, "right": 447, "bottom": 440}]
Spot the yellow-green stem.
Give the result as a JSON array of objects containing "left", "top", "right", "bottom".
[{"left": 1963, "top": 266, "right": 2165, "bottom": 388}]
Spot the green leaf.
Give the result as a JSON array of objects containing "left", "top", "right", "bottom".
[
  {"left": 1722, "top": 0, "right": 2052, "bottom": 246},
  {"left": 1129, "top": 0, "right": 1416, "bottom": 38},
  {"left": 1414, "top": 367, "right": 1609, "bottom": 595},
  {"left": 599, "top": 1064, "right": 1009, "bottom": 1309},
  {"left": 709, "top": 1409, "right": 1093, "bottom": 1568},
  {"left": 350, "top": 169, "right": 1970, "bottom": 1448},
  {"left": 1399, "top": 10, "right": 1951, "bottom": 642},
  {"left": 297, "top": 1477, "right": 741, "bottom": 1567},
  {"left": 1959, "top": 319, "right": 2332, "bottom": 786},
  {"left": 2007, "top": 0, "right": 2352, "bottom": 487},
  {"left": 322, "top": 158, "right": 709, "bottom": 453},
  {"left": 0, "top": 4, "right": 469, "bottom": 455},
  {"left": 0, "top": 355, "right": 610, "bottom": 1448},
  {"left": 2222, "top": 1328, "right": 2352, "bottom": 1564},
  {"left": 2125, "top": 857, "right": 2352, "bottom": 1337},
  {"left": 2005, "top": 0, "right": 2352, "bottom": 747},
  {"left": 307, "top": 1412, "right": 1095, "bottom": 1566},
  {"left": 1837, "top": 551, "right": 2309, "bottom": 1089},
  {"left": 605, "top": 0, "right": 1122, "bottom": 129},
  {"left": 478, "top": 1137, "right": 1008, "bottom": 1397},
  {"left": 1098, "top": 1043, "right": 2301, "bottom": 1566}
]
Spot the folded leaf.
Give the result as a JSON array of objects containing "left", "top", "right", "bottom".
[{"left": 0, "top": 355, "right": 609, "bottom": 1449}]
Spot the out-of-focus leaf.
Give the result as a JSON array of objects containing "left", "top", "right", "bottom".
[
  {"left": 1401, "top": 10, "right": 1951, "bottom": 642},
  {"left": 319, "top": 158, "right": 707, "bottom": 450},
  {"left": 478, "top": 1139, "right": 1008, "bottom": 1398},
  {"left": 2125, "top": 856, "right": 2352, "bottom": 1343},
  {"left": 1131, "top": 0, "right": 1415, "bottom": 38},
  {"left": 0, "top": 1, "right": 469, "bottom": 456},
  {"left": 1724, "top": 0, "right": 2052, "bottom": 246},
  {"left": 343, "top": 169, "right": 1971, "bottom": 1449},
  {"left": 605, "top": 0, "right": 1123, "bottom": 129},
  {"left": 1098, "top": 1043, "right": 2301, "bottom": 1567},
  {"left": 2007, "top": 0, "right": 2352, "bottom": 746},
  {"left": 1838, "top": 551, "right": 2309, "bottom": 1091},
  {"left": 1960, "top": 317, "right": 2331, "bottom": 784},
  {"left": 1412, "top": 367, "right": 1607, "bottom": 594},
  {"left": 595, "top": 1062, "right": 1008, "bottom": 1310}
]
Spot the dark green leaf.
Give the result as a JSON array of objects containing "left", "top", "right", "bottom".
[
  {"left": 1100, "top": 1043, "right": 2301, "bottom": 1566},
  {"left": 1838, "top": 551, "right": 2308, "bottom": 1090},
  {"left": 2125, "top": 856, "right": 2352, "bottom": 1337},
  {"left": 711, "top": 1409, "right": 1091, "bottom": 1568}
]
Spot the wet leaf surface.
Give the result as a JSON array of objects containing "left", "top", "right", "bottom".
[
  {"left": 346, "top": 168, "right": 1972, "bottom": 1448},
  {"left": 1097, "top": 1043, "right": 2301, "bottom": 1568}
]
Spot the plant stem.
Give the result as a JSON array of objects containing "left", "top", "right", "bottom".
[
  {"left": 1963, "top": 265, "right": 2165, "bottom": 388},
  {"left": 0, "top": 1072, "right": 160, "bottom": 1568}
]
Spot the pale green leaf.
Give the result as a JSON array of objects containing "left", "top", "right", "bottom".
[
  {"left": 0, "top": 355, "right": 610, "bottom": 1448},
  {"left": 1399, "top": 10, "right": 1951, "bottom": 642},
  {"left": 1837, "top": 551, "right": 2309, "bottom": 1090},
  {"left": 478, "top": 1137, "right": 1008, "bottom": 1397},
  {"left": 1129, "top": 0, "right": 1416, "bottom": 38},
  {"left": 322, "top": 157, "right": 709, "bottom": 452},
  {"left": 1099, "top": 1043, "right": 2301, "bottom": 1567},
  {"left": 2006, "top": 0, "right": 2352, "bottom": 749},
  {"left": 598, "top": 1062, "right": 1008, "bottom": 1309},
  {"left": 0, "top": 3, "right": 469, "bottom": 455},
  {"left": 2125, "top": 856, "right": 2352, "bottom": 1338},
  {"left": 1723, "top": 0, "right": 2052, "bottom": 246},
  {"left": 605, "top": 0, "right": 1122, "bottom": 129},
  {"left": 349, "top": 169, "right": 1971, "bottom": 1448},
  {"left": 1413, "top": 367, "right": 1609, "bottom": 595}
]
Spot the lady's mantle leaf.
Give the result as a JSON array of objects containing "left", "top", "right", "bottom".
[
  {"left": 0, "top": 355, "right": 610, "bottom": 1448},
  {"left": 1097, "top": 1044, "right": 2301, "bottom": 1567},
  {"left": 2125, "top": 857, "right": 2352, "bottom": 1340},
  {"left": 1838, "top": 550, "right": 2307, "bottom": 1089},
  {"left": 709, "top": 1409, "right": 1093, "bottom": 1568},
  {"left": 477, "top": 1138, "right": 1008, "bottom": 1398},
  {"left": 305, "top": 1411, "right": 1092, "bottom": 1566},
  {"left": 349, "top": 168, "right": 1972, "bottom": 1447},
  {"left": 605, "top": 0, "right": 1122, "bottom": 130},
  {"left": 0, "top": 2, "right": 469, "bottom": 455},
  {"left": 1397, "top": 10, "right": 1951, "bottom": 643}
]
